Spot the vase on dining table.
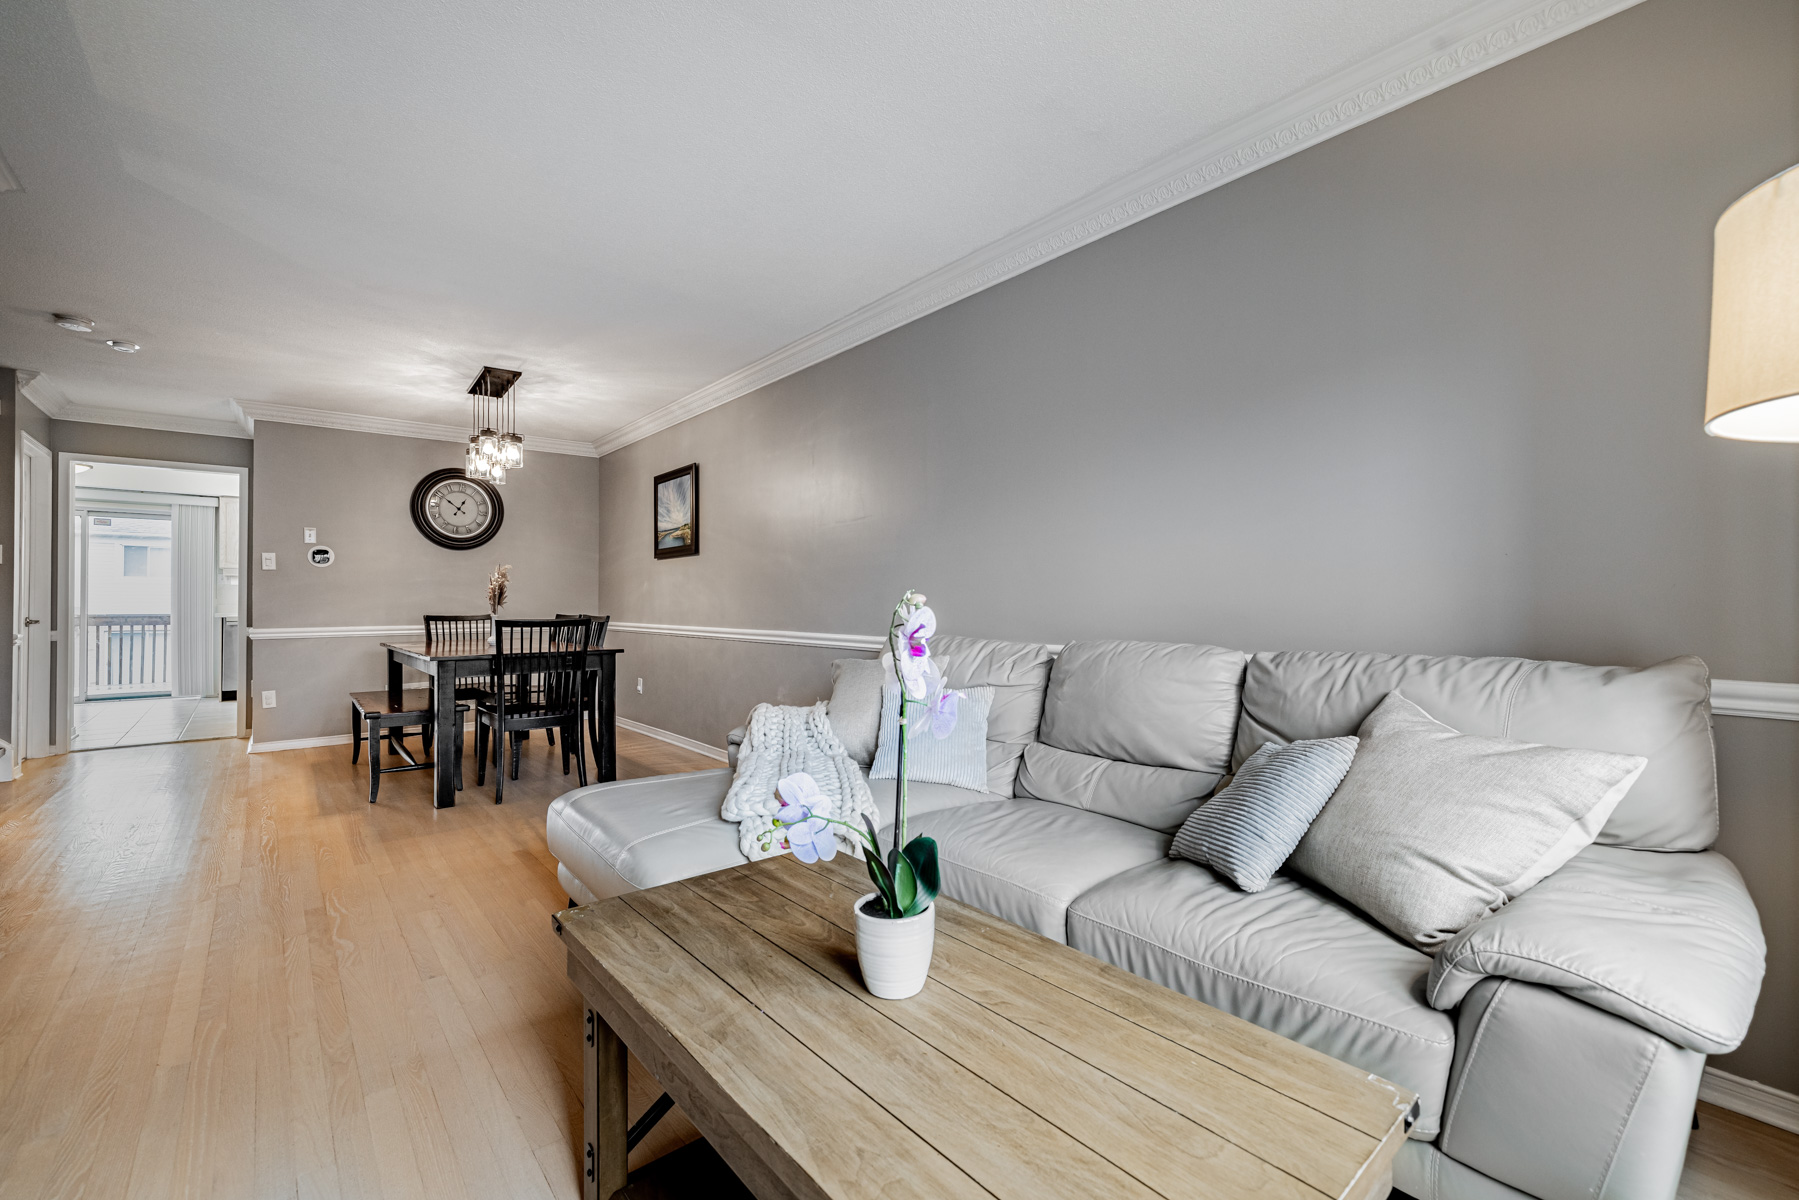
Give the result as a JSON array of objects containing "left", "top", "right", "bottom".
[{"left": 486, "top": 564, "right": 510, "bottom": 647}]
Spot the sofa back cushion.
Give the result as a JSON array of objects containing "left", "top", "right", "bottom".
[
  {"left": 827, "top": 657, "right": 886, "bottom": 766},
  {"left": 931, "top": 635, "right": 1055, "bottom": 796},
  {"left": 1021, "top": 640, "right": 1248, "bottom": 830},
  {"left": 1236, "top": 652, "right": 1716, "bottom": 851}
]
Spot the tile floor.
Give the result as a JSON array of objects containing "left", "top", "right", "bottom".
[{"left": 71, "top": 695, "right": 241, "bottom": 749}]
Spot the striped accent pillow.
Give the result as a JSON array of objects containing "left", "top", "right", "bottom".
[
  {"left": 1170, "top": 736, "right": 1358, "bottom": 892},
  {"left": 870, "top": 684, "right": 994, "bottom": 792}
]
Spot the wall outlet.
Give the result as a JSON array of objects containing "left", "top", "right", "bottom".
[
  {"left": 261, "top": 552, "right": 277, "bottom": 570},
  {"left": 303, "top": 528, "right": 316, "bottom": 544},
  {"left": 636, "top": 677, "right": 644, "bottom": 694},
  {"left": 260, "top": 690, "right": 277, "bottom": 709}
]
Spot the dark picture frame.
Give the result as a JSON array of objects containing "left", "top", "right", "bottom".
[{"left": 653, "top": 463, "right": 699, "bottom": 559}]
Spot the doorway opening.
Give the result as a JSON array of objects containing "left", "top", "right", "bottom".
[{"left": 66, "top": 460, "right": 243, "bottom": 751}]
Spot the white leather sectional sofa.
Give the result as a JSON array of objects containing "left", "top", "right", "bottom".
[{"left": 546, "top": 636, "right": 1766, "bottom": 1200}]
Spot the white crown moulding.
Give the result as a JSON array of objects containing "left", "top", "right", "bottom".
[
  {"left": 20, "top": 386, "right": 598, "bottom": 454},
  {"left": 235, "top": 401, "right": 600, "bottom": 457},
  {"left": 590, "top": 0, "right": 1643, "bottom": 458},
  {"left": 17, "top": 376, "right": 255, "bottom": 439}
]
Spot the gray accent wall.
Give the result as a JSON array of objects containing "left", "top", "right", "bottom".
[
  {"left": 597, "top": 0, "right": 1799, "bottom": 1092},
  {"left": 248, "top": 421, "right": 599, "bottom": 743}
]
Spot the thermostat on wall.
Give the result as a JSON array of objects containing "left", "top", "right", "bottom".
[{"left": 308, "top": 546, "right": 335, "bottom": 567}]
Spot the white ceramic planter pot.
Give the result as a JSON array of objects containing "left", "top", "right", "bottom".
[{"left": 854, "top": 893, "right": 935, "bottom": 999}]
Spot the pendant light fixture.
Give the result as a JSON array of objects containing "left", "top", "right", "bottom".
[{"left": 465, "top": 366, "right": 524, "bottom": 484}]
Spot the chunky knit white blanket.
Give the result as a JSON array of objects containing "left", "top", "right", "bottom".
[{"left": 722, "top": 701, "right": 876, "bottom": 862}]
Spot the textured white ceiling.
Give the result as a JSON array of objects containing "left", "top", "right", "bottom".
[{"left": 0, "top": 0, "right": 1576, "bottom": 445}]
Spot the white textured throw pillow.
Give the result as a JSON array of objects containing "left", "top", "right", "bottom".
[
  {"left": 870, "top": 684, "right": 993, "bottom": 792},
  {"left": 1287, "top": 691, "right": 1647, "bottom": 950}
]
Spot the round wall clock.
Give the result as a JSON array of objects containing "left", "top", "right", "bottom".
[{"left": 410, "top": 468, "right": 504, "bottom": 550}]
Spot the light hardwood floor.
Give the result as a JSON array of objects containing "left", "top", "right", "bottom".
[
  {"left": 0, "top": 730, "right": 1793, "bottom": 1200},
  {"left": 0, "top": 728, "right": 713, "bottom": 1200}
]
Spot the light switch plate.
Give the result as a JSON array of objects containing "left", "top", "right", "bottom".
[
  {"left": 261, "top": 552, "right": 276, "bottom": 570},
  {"left": 260, "top": 690, "right": 277, "bottom": 708},
  {"left": 303, "top": 528, "right": 316, "bottom": 544},
  {"left": 636, "top": 677, "right": 644, "bottom": 694}
]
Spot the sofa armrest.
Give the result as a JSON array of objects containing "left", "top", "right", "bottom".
[
  {"left": 1426, "top": 844, "right": 1764, "bottom": 1054},
  {"left": 727, "top": 725, "right": 746, "bottom": 768}
]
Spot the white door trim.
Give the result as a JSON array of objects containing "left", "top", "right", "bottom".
[
  {"left": 15, "top": 433, "right": 51, "bottom": 762},
  {"left": 56, "top": 452, "right": 250, "bottom": 751}
]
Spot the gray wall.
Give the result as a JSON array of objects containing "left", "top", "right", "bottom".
[
  {"left": 248, "top": 421, "right": 600, "bottom": 742},
  {"left": 597, "top": 0, "right": 1799, "bottom": 1093}
]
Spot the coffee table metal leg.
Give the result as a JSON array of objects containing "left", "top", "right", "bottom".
[{"left": 584, "top": 1005, "right": 629, "bottom": 1200}]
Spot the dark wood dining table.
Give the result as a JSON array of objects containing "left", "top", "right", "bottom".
[{"left": 382, "top": 636, "right": 621, "bottom": 808}]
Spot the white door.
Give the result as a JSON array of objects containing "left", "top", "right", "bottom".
[{"left": 17, "top": 435, "right": 52, "bottom": 759}]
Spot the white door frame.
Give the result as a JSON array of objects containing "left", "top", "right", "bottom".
[
  {"left": 55, "top": 453, "right": 250, "bottom": 752},
  {"left": 13, "top": 433, "right": 52, "bottom": 763}
]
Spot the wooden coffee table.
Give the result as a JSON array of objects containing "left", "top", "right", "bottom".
[{"left": 554, "top": 854, "right": 1419, "bottom": 1200}]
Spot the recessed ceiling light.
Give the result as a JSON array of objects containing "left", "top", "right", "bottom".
[
  {"left": 54, "top": 314, "right": 95, "bottom": 332},
  {"left": 106, "top": 340, "right": 139, "bottom": 353}
]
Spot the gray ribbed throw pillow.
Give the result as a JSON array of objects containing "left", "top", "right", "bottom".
[{"left": 1170, "top": 736, "right": 1359, "bottom": 892}]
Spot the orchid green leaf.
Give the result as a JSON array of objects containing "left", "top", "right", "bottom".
[
  {"left": 862, "top": 851, "right": 897, "bottom": 918},
  {"left": 901, "top": 836, "right": 940, "bottom": 910},
  {"left": 889, "top": 845, "right": 920, "bottom": 915}
]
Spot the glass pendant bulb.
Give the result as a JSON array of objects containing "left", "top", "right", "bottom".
[
  {"left": 478, "top": 427, "right": 500, "bottom": 458},
  {"left": 501, "top": 433, "right": 524, "bottom": 469}
]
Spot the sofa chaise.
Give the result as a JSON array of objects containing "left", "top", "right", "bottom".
[{"left": 546, "top": 636, "right": 1766, "bottom": 1200}]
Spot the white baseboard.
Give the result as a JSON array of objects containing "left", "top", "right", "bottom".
[
  {"left": 248, "top": 713, "right": 477, "bottom": 756},
  {"left": 617, "top": 717, "right": 728, "bottom": 762},
  {"left": 247, "top": 733, "right": 354, "bottom": 754},
  {"left": 1700, "top": 1067, "right": 1799, "bottom": 1134}
]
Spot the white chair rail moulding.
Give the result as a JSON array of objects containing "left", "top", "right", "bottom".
[
  {"left": 247, "top": 623, "right": 1799, "bottom": 720},
  {"left": 246, "top": 624, "right": 426, "bottom": 641}
]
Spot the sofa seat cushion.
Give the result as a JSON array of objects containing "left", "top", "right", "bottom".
[
  {"left": 1066, "top": 858, "right": 1455, "bottom": 1138},
  {"left": 866, "top": 776, "right": 1001, "bottom": 828},
  {"left": 907, "top": 800, "right": 1171, "bottom": 942},
  {"left": 547, "top": 769, "right": 747, "bottom": 901}
]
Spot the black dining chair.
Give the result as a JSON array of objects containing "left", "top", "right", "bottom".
[
  {"left": 556, "top": 612, "right": 611, "bottom": 775},
  {"left": 423, "top": 614, "right": 496, "bottom": 703},
  {"left": 475, "top": 618, "right": 592, "bottom": 803},
  {"left": 350, "top": 690, "right": 467, "bottom": 802},
  {"left": 423, "top": 613, "right": 496, "bottom": 767}
]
